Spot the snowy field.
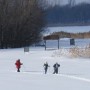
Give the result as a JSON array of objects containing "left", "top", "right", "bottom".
[
  {"left": 0, "top": 26, "right": 90, "bottom": 90},
  {"left": 0, "top": 47, "right": 90, "bottom": 90}
]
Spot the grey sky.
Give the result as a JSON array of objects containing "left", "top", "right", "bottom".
[{"left": 46, "top": 0, "right": 90, "bottom": 5}]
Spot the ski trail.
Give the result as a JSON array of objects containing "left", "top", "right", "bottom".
[{"left": 60, "top": 74, "right": 90, "bottom": 83}]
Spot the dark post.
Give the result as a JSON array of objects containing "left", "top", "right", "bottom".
[
  {"left": 1, "top": 25, "right": 4, "bottom": 49},
  {"left": 70, "top": 38, "right": 75, "bottom": 45},
  {"left": 44, "top": 40, "right": 46, "bottom": 50},
  {"left": 58, "top": 39, "right": 59, "bottom": 49}
]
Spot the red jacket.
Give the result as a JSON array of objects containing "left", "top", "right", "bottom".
[{"left": 15, "top": 60, "right": 23, "bottom": 69}]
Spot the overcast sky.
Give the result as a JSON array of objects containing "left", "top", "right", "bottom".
[{"left": 46, "top": 0, "right": 90, "bottom": 5}]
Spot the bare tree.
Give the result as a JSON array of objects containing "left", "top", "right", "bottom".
[
  {"left": 68, "top": 0, "right": 76, "bottom": 7},
  {"left": 0, "top": 0, "right": 46, "bottom": 48}
]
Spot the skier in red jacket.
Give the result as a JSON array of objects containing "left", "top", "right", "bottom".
[{"left": 15, "top": 59, "right": 23, "bottom": 72}]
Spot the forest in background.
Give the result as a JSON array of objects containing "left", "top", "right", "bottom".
[{"left": 45, "top": 2, "right": 90, "bottom": 26}]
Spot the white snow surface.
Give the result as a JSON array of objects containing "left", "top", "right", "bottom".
[
  {"left": 0, "top": 26, "right": 90, "bottom": 90},
  {"left": 0, "top": 47, "right": 90, "bottom": 90}
]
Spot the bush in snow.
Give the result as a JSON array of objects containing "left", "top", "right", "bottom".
[
  {"left": 52, "top": 44, "right": 90, "bottom": 58},
  {"left": 52, "top": 48, "right": 69, "bottom": 57},
  {"left": 69, "top": 46, "right": 80, "bottom": 58},
  {"left": 69, "top": 44, "right": 90, "bottom": 58}
]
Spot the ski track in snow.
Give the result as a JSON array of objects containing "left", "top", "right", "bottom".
[
  {"left": 21, "top": 70, "right": 90, "bottom": 83},
  {"left": 14, "top": 70, "right": 90, "bottom": 83},
  {"left": 60, "top": 74, "right": 90, "bottom": 83},
  {"left": 23, "top": 71, "right": 90, "bottom": 83}
]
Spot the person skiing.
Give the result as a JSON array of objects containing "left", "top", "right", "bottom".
[
  {"left": 15, "top": 59, "right": 23, "bottom": 72},
  {"left": 53, "top": 62, "right": 60, "bottom": 74},
  {"left": 43, "top": 62, "right": 50, "bottom": 74}
]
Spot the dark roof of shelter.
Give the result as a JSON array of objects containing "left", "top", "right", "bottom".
[{"left": 43, "top": 35, "right": 59, "bottom": 40}]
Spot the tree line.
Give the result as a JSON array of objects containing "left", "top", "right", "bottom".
[
  {"left": 45, "top": 2, "right": 90, "bottom": 26},
  {"left": 0, "top": 0, "right": 46, "bottom": 49}
]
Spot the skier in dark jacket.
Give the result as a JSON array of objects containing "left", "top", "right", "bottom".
[
  {"left": 53, "top": 62, "right": 60, "bottom": 74},
  {"left": 43, "top": 62, "right": 50, "bottom": 74},
  {"left": 15, "top": 59, "right": 23, "bottom": 72}
]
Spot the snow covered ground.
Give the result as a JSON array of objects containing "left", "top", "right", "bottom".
[
  {"left": 0, "top": 47, "right": 90, "bottom": 90},
  {"left": 0, "top": 26, "right": 90, "bottom": 90}
]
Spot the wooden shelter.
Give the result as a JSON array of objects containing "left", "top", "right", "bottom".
[
  {"left": 43, "top": 35, "right": 60, "bottom": 50},
  {"left": 43, "top": 34, "right": 76, "bottom": 50}
]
